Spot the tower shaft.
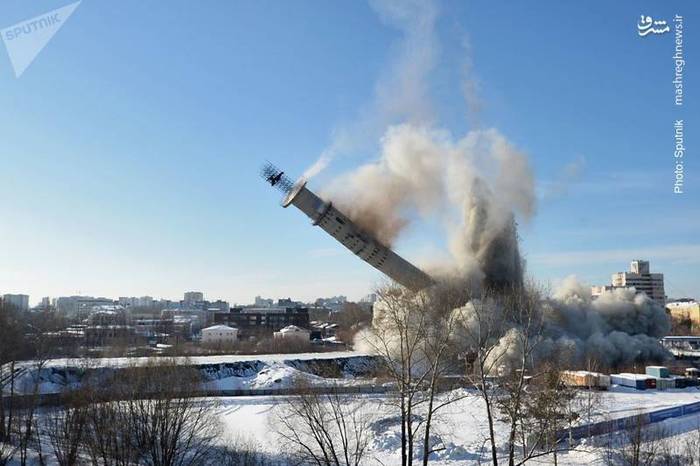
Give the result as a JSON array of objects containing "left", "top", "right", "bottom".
[{"left": 262, "top": 163, "right": 433, "bottom": 291}]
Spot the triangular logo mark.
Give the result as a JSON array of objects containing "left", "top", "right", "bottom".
[{"left": 1, "top": 1, "right": 81, "bottom": 78}]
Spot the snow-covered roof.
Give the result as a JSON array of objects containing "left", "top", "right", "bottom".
[
  {"left": 202, "top": 324, "right": 237, "bottom": 332},
  {"left": 667, "top": 300, "right": 699, "bottom": 308},
  {"left": 279, "top": 325, "right": 308, "bottom": 333},
  {"left": 613, "top": 373, "right": 655, "bottom": 380}
]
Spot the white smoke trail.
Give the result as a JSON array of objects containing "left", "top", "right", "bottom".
[{"left": 302, "top": 0, "right": 439, "bottom": 180}]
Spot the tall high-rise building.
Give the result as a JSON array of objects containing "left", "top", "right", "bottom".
[
  {"left": 2, "top": 294, "right": 29, "bottom": 311},
  {"left": 612, "top": 260, "right": 665, "bottom": 306},
  {"left": 184, "top": 291, "right": 204, "bottom": 304},
  {"left": 254, "top": 296, "right": 274, "bottom": 308},
  {"left": 592, "top": 260, "right": 665, "bottom": 306}
]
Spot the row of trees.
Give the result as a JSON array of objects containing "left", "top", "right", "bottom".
[
  {"left": 0, "top": 357, "right": 272, "bottom": 466},
  {"left": 1, "top": 302, "right": 57, "bottom": 466}
]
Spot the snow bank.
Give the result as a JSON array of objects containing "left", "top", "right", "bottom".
[{"left": 3, "top": 353, "right": 381, "bottom": 395}]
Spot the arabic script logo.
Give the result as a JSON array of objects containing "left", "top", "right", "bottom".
[{"left": 638, "top": 15, "right": 670, "bottom": 37}]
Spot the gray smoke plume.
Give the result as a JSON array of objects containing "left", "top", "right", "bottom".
[
  {"left": 537, "top": 276, "right": 670, "bottom": 368},
  {"left": 322, "top": 124, "right": 535, "bottom": 288},
  {"left": 443, "top": 277, "right": 671, "bottom": 373}
]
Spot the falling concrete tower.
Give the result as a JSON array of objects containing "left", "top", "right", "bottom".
[{"left": 261, "top": 163, "right": 434, "bottom": 291}]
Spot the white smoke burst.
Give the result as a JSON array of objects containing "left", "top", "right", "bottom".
[{"left": 321, "top": 124, "right": 535, "bottom": 287}]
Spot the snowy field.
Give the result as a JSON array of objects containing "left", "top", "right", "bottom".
[
  {"left": 215, "top": 387, "right": 700, "bottom": 465},
  {"left": 7, "top": 352, "right": 700, "bottom": 464}
]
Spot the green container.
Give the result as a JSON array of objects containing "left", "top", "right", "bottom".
[{"left": 646, "top": 366, "right": 669, "bottom": 378}]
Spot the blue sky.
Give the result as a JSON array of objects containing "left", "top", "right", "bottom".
[{"left": 0, "top": 0, "right": 697, "bottom": 305}]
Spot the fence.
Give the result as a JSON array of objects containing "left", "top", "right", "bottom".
[{"left": 562, "top": 400, "right": 700, "bottom": 441}]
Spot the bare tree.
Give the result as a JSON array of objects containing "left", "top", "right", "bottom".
[
  {"left": 680, "top": 425, "right": 700, "bottom": 465},
  {"left": 16, "top": 355, "right": 50, "bottom": 466},
  {"left": 0, "top": 441, "right": 18, "bottom": 466},
  {"left": 43, "top": 392, "right": 90, "bottom": 466},
  {"left": 618, "top": 415, "right": 665, "bottom": 466},
  {"left": 274, "top": 381, "right": 374, "bottom": 466},
  {"left": 0, "top": 301, "right": 28, "bottom": 448},
  {"left": 360, "top": 284, "right": 427, "bottom": 466},
  {"left": 451, "top": 287, "right": 506, "bottom": 466},
  {"left": 216, "top": 434, "right": 274, "bottom": 466},
  {"left": 0, "top": 299, "right": 77, "bottom": 465},
  {"left": 83, "top": 390, "right": 140, "bottom": 466},
  {"left": 356, "top": 281, "right": 466, "bottom": 466},
  {"left": 493, "top": 284, "right": 545, "bottom": 466},
  {"left": 452, "top": 281, "right": 584, "bottom": 466},
  {"left": 517, "top": 361, "right": 579, "bottom": 466},
  {"left": 82, "top": 358, "right": 222, "bottom": 466}
]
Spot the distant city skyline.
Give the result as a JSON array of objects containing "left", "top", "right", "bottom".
[
  {"left": 1, "top": 1, "right": 697, "bottom": 303},
  {"left": 2, "top": 290, "right": 354, "bottom": 308}
]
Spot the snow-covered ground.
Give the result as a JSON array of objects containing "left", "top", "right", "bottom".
[
  {"left": 201, "top": 357, "right": 379, "bottom": 391},
  {"left": 7, "top": 352, "right": 700, "bottom": 464},
  {"left": 596, "top": 387, "right": 700, "bottom": 419},
  {"left": 215, "top": 387, "right": 700, "bottom": 465}
]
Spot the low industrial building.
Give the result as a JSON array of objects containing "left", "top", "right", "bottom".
[
  {"left": 309, "top": 321, "right": 339, "bottom": 340},
  {"left": 214, "top": 306, "right": 310, "bottom": 339},
  {"left": 84, "top": 325, "right": 136, "bottom": 347}
]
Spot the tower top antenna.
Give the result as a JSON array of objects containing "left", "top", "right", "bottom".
[{"left": 260, "top": 162, "right": 295, "bottom": 194}]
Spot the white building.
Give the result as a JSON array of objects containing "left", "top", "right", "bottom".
[
  {"left": 201, "top": 324, "right": 238, "bottom": 345},
  {"left": 591, "top": 260, "right": 666, "bottom": 306},
  {"left": 55, "top": 296, "right": 115, "bottom": 317},
  {"left": 590, "top": 285, "right": 613, "bottom": 299},
  {"left": 2, "top": 294, "right": 29, "bottom": 311},
  {"left": 612, "top": 260, "right": 665, "bottom": 306},
  {"left": 254, "top": 296, "right": 274, "bottom": 307},
  {"left": 314, "top": 296, "right": 347, "bottom": 312},
  {"left": 273, "top": 325, "right": 311, "bottom": 341}
]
